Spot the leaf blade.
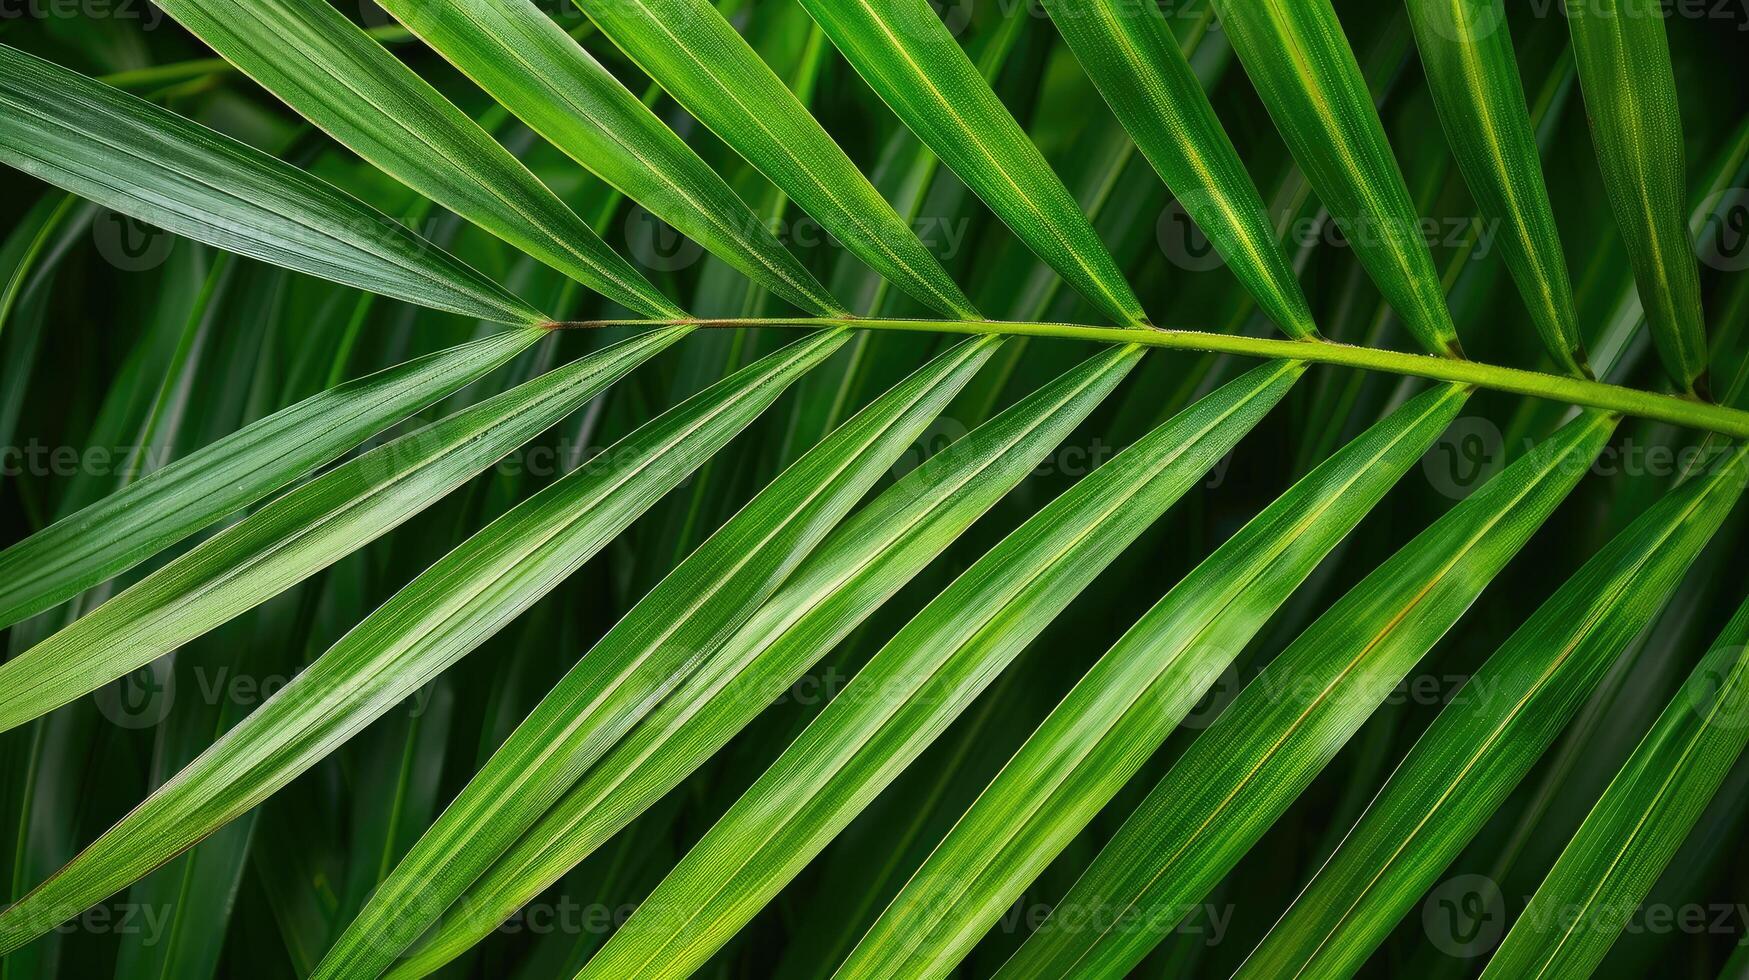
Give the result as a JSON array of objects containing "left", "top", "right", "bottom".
[
  {"left": 1406, "top": 0, "right": 1587, "bottom": 374},
  {"left": 1567, "top": 0, "right": 1711, "bottom": 395},
  {"left": 836, "top": 382, "right": 1472, "bottom": 980},
  {"left": 571, "top": 0, "right": 979, "bottom": 319},
  {"left": 1238, "top": 445, "right": 1749, "bottom": 978},
  {"left": 0, "top": 45, "right": 546, "bottom": 326},
  {"left": 1209, "top": 0, "right": 1462, "bottom": 355},
  {"left": 150, "top": 0, "right": 684, "bottom": 318},
  {"left": 374, "top": 0, "right": 846, "bottom": 317},
  {"left": 575, "top": 359, "right": 1305, "bottom": 980},
  {"left": 795, "top": 0, "right": 1147, "bottom": 327},
  {"left": 996, "top": 408, "right": 1619, "bottom": 979},
  {"left": 1039, "top": 0, "right": 1317, "bottom": 338}
]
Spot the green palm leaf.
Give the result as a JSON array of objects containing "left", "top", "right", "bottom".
[
  {"left": 6, "top": 4, "right": 1749, "bottom": 977},
  {"left": 1038, "top": 0, "right": 1317, "bottom": 338},
  {"left": 0, "top": 45, "right": 545, "bottom": 326},
  {"left": 390, "top": 343, "right": 1146, "bottom": 977},
  {"left": 0, "top": 329, "right": 544, "bottom": 629},
  {"left": 997, "top": 409, "right": 1618, "bottom": 978},
  {"left": 371, "top": 0, "right": 846, "bottom": 317},
  {"left": 1482, "top": 590, "right": 1749, "bottom": 977},
  {"left": 575, "top": 359, "right": 1303, "bottom": 980},
  {"left": 312, "top": 334, "right": 998, "bottom": 977},
  {"left": 794, "top": 0, "right": 1146, "bottom": 327},
  {"left": 0, "top": 329, "right": 684, "bottom": 734},
  {"left": 1209, "top": 0, "right": 1462, "bottom": 355},
  {"left": 570, "top": 0, "right": 979, "bottom": 318},
  {"left": 0, "top": 330, "right": 842, "bottom": 955},
  {"left": 834, "top": 382, "right": 1471, "bottom": 980},
  {"left": 1406, "top": 0, "right": 1587, "bottom": 375},
  {"left": 1238, "top": 445, "right": 1749, "bottom": 977},
  {"left": 1567, "top": 0, "right": 1710, "bottom": 395},
  {"left": 0, "top": 193, "right": 77, "bottom": 347},
  {"left": 150, "top": 0, "right": 684, "bottom": 318}
]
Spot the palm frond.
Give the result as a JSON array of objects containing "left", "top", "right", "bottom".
[
  {"left": 1207, "top": 0, "right": 1462, "bottom": 356},
  {"left": 572, "top": 0, "right": 978, "bottom": 318},
  {"left": 1566, "top": 0, "right": 1711, "bottom": 395},
  {"left": 151, "top": 0, "right": 683, "bottom": 317},
  {"left": 1482, "top": 591, "right": 1749, "bottom": 977},
  {"left": 392, "top": 343, "right": 1147, "bottom": 977},
  {"left": 0, "top": 45, "right": 545, "bottom": 324},
  {"left": 835, "top": 382, "right": 1472, "bottom": 979},
  {"left": 997, "top": 409, "right": 1619, "bottom": 977},
  {"left": 1239, "top": 446, "right": 1749, "bottom": 976},
  {"left": 2, "top": 3, "right": 1746, "bottom": 978}
]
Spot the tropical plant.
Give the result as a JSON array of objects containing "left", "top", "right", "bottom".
[{"left": 1, "top": 0, "right": 1747, "bottom": 977}]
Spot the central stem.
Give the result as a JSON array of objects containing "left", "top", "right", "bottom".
[{"left": 552, "top": 317, "right": 1749, "bottom": 440}]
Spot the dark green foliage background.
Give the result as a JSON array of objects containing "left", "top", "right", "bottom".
[{"left": 2, "top": 1, "right": 1748, "bottom": 977}]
